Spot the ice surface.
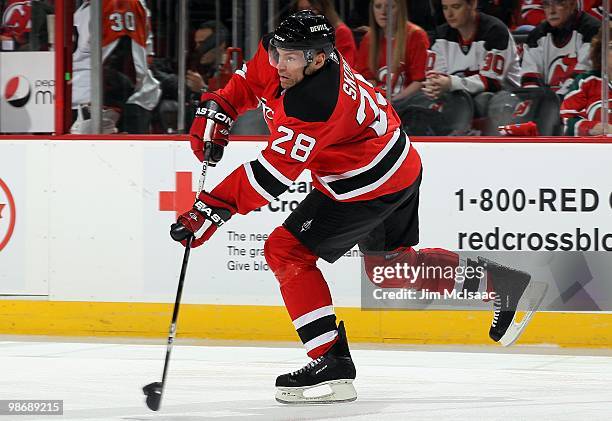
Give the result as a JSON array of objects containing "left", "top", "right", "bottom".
[{"left": 1, "top": 340, "right": 611, "bottom": 420}]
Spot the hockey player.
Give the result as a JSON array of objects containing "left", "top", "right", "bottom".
[
  {"left": 520, "top": 0, "right": 600, "bottom": 96},
  {"left": 171, "top": 11, "right": 544, "bottom": 404},
  {"left": 561, "top": 25, "right": 612, "bottom": 135},
  {"left": 71, "top": 0, "right": 161, "bottom": 133}
]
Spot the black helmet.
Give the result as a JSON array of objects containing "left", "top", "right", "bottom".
[{"left": 271, "top": 10, "right": 335, "bottom": 54}]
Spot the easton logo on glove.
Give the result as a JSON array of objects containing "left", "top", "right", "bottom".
[
  {"left": 189, "top": 93, "right": 238, "bottom": 164},
  {"left": 173, "top": 192, "right": 236, "bottom": 248},
  {"left": 195, "top": 107, "right": 235, "bottom": 126},
  {"left": 194, "top": 200, "right": 228, "bottom": 226}
]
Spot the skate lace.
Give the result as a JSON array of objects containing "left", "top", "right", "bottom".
[
  {"left": 492, "top": 295, "right": 502, "bottom": 328},
  {"left": 291, "top": 356, "right": 324, "bottom": 376}
]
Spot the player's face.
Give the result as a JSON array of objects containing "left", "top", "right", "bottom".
[
  {"left": 297, "top": 0, "right": 321, "bottom": 14},
  {"left": 271, "top": 48, "right": 308, "bottom": 89},
  {"left": 372, "top": 0, "right": 397, "bottom": 30},
  {"left": 442, "top": 0, "right": 476, "bottom": 29},
  {"left": 543, "top": 0, "right": 577, "bottom": 27}
]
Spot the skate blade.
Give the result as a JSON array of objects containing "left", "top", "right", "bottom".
[
  {"left": 499, "top": 281, "right": 548, "bottom": 347},
  {"left": 275, "top": 380, "right": 357, "bottom": 404}
]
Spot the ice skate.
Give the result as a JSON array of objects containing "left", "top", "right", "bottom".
[
  {"left": 479, "top": 257, "right": 548, "bottom": 347},
  {"left": 275, "top": 321, "right": 357, "bottom": 404}
]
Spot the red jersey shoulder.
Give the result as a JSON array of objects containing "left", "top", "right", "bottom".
[{"left": 277, "top": 54, "right": 396, "bottom": 140}]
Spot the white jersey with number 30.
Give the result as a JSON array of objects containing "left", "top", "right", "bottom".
[
  {"left": 72, "top": 0, "right": 160, "bottom": 110},
  {"left": 427, "top": 13, "right": 520, "bottom": 94}
]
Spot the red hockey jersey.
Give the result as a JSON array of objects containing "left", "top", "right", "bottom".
[
  {"left": 209, "top": 35, "right": 422, "bottom": 215},
  {"left": 354, "top": 22, "right": 429, "bottom": 96},
  {"left": 561, "top": 71, "right": 612, "bottom": 136}
]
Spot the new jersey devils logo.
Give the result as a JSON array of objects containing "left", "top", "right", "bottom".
[
  {"left": 548, "top": 55, "right": 578, "bottom": 89},
  {"left": 586, "top": 99, "right": 612, "bottom": 121},
  {"left": 1, "top": 1, "right": 32, "bottom": 36},
  {"left": 513, "top": 100, "right": 533, "bottom": 118},
  {"left": 377, "top": 66, "right": 405, "bottom": 96},
  {"left": 0, "top": 178, "right": 16, "bottom": 253}
]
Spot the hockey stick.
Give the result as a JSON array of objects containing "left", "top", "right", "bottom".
[{"left": 142, "top": 159, "right": 210, "bottom": 411}]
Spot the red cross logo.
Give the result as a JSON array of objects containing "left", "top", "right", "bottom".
[
  {"left": 159, "top": 172, "right": 196, "bottom": 219},
  {"left": 0, "top": 178, "right": 16, "bottom": 252}
]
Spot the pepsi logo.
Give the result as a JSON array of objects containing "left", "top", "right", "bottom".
[
  {"left": 0, "top": 178, "right": 16, "bottom": 253},
  {"left": 3, "top": 75, "right": 31, "bottom": 107}
]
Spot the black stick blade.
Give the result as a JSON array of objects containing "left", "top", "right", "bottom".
[{"left": 143, "top": 381, "right": 163, "bottom": 411}]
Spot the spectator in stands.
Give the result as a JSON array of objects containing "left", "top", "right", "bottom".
[
  {"left": 355, "top": 0, "right": 430, "bottom": 102},
  {"left": 561, "top": 25, "right": 612, "bottom": 136},
  {"left": 149, "top": 21, "right": 231, "bottom": 132},
  {"left": 185, "top": 20, "right": 229, "bottom": 95},
  {"left": 397, "top": 0, "right": 520, "bottom": 135},
  {"left": 294, "top": 0, "right": 357, "bottom": 66},
  {"left": 425, "top": 0, "right": 521, "bottom": 100},
  {"left": 520, "top": 0, "right": 600, "bottom": 97}
]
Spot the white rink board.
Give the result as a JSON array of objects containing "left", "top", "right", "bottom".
[{"left": 0, "top": 139, "right": 611, "bottom": 305}]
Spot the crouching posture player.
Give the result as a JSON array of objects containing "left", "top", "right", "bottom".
[{"left": 171, "top": 11, "right": 544, "bottom": 404}]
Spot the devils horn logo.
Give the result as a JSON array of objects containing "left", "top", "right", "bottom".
[
  {"left": 548, "top": 55, "right": 578, "bottom": 89},
  {"left": 513, "top": 100, "right": 533, "bottom": 118},
  {"left": 2, "top": 1, "right": 32, "bottom": 36}
]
